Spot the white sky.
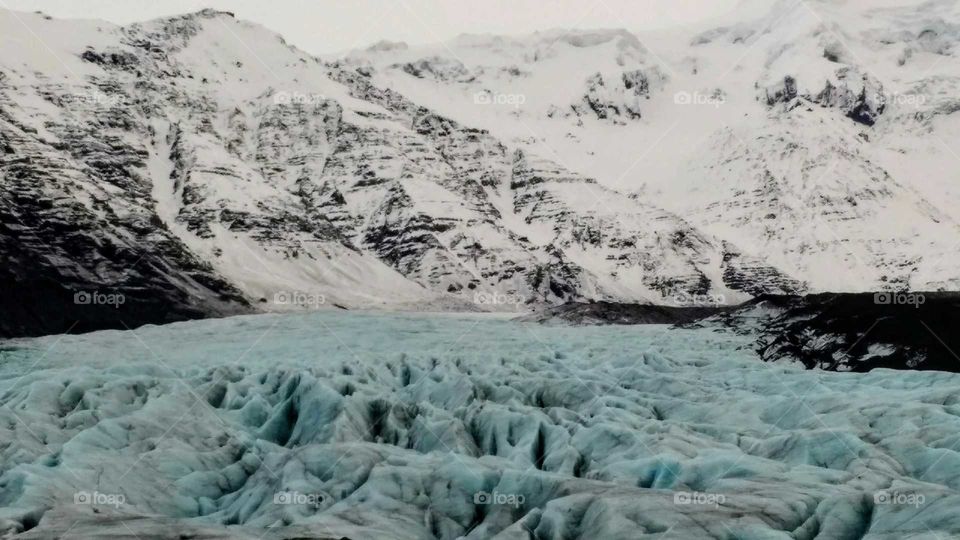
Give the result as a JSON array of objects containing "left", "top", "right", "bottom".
[{"left": 0, "top": 0, "right": 742, "bottom": 55}]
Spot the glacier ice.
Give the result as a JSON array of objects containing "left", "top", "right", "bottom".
[{"left": 1, "top": 311, "right": 960, "bottom": 538}]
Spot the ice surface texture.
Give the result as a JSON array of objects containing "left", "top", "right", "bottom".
[{"left": 2, "top": 312, "right": 960, "bottom": 538}]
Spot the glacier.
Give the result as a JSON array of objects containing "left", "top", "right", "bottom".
[{"left": 1, "top": 312, "right": 960, "bottom": 539}]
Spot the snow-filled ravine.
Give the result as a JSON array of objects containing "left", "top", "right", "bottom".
[{"left": 1, "top": 312, "right": 960, "bottom": 539}]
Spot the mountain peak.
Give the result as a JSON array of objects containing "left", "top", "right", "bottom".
[
  {"left": 365, "top": 39, "right": 408, "bottom": 52},
  {"left": 189, "top": 8, "right": 236, "bottom": 19}
]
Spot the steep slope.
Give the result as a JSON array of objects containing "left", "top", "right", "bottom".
[
  {"left": 0, "top": 11, "right": 251, "bottom": 337},
  {"left": 0, "top": 8, "right": 804, "bottom": 336},
  {"left": 346, "top": 0, "right": 960, "bottom": 293}
]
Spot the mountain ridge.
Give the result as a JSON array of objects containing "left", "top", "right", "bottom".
[
  {"left": 346, "top": 0, "right": 960, "bottom": 291},
  {"left": 0, "top": 7, "right": 804, "bottom": 337}
]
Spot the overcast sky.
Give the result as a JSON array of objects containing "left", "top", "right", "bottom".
[{"left": 1, "top": 0, "right": 742, "bottom": 55}]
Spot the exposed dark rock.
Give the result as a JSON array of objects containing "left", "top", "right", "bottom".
[
  {"left": 518, "top": 301, "right": 733, "bottom": 325},
  {"left": 763, "top": 71, "right": 886, "bottom": 126},
  {"left": 702, "top": 292, "right": 960, "bottom": 372}
]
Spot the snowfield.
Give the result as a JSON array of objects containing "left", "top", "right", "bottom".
[{"left": 2, "top": 312, "right": 960, "bottom": 539}]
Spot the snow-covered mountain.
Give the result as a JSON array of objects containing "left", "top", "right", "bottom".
[
  {"left": 345, "top": 0, "right": 960, "bottom": 293},
  {"left": 2, "top": 0, "right": 959, "bottom": 336},
  {"left": 0, "top": 7, "right": 814, "bottom": 336}
]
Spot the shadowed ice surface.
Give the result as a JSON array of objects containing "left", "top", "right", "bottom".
[{"left": 1, "top": 311, "right": 960, "bottom": 538}]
